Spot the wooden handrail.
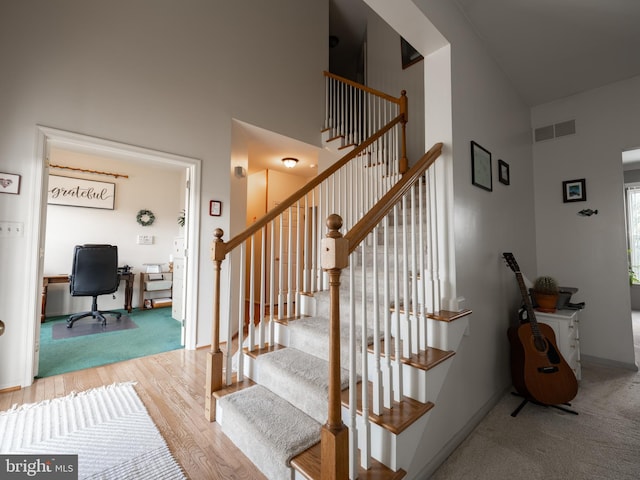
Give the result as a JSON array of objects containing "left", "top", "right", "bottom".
[
  {"left": 344, "top": 142, "right": 443, "bottom": 251},
  {"left": 324, "top": 71, "right": 402, "bottom": 105},
  {"left": 223, "top": 113, "right": 405, "bottom": 254}
]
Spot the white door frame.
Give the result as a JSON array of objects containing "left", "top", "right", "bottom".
[{"left": 23, "top": 126, "right": 201, "bottom": 386}]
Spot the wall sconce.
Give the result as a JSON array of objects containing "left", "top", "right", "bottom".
[
  {"left": 234, "top": 166, "right": 246, "bottom": 178},
  {"left": 282, "top": 157, "right": 299, "bottom": 168}
]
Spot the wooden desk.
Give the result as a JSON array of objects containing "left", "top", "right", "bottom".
[{"left": 41, "top": 272, "right": 134, "bottom": 322}]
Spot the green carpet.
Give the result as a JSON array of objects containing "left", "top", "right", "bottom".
[{"left": 38, "top": 307, "right": 182, "bottom": 378}]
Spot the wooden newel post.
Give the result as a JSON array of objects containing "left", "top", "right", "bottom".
[
  {"left": 205, "top": 228, "right": 226, "bottom": 422},
  {"left": 399, "top": 90, "right": 409, "bottom": 175},
  {"left": 320, "top": 214, "right": 349, "bottom": 480}
]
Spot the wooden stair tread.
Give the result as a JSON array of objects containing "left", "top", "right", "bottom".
[
  {"left": 429, "top": 309, "right": 472, "bottom": 322},
  {"left": 242, "top": 343, "right": 287, "bottom": 359},
  {"left": 339, "top": 142, "right": 357, "bottom": 150},
  {"left": 212, "top": 377, "right": 255, "bottom": 400},
  {"left": 291, "top": 442, "right": 406, "bottom": 480},
  {"left": 341, "top": 381, "right": 434, "bottom": 435},
  {"left": 371, "top": 340, "right": 454, "bottom": 371},
  {"left": 390, "top": 307, "right": 473, "bottom": 322},
  {"left": 273, "top": 313, "right": 310, "bottom": 326}
]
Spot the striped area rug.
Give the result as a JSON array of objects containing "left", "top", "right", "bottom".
[{"left": 0, "top": 382, "right": 185, "bottom": 479}]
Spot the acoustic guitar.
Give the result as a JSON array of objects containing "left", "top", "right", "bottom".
[{"left": 502, "top": 252, "right": 578, "bottom": 405}]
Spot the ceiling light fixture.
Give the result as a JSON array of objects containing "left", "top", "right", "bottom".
[{"left": 282, "top": 157, "right": 299, "bottom": 168}]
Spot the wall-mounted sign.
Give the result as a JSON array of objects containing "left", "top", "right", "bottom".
[{"left": 47, "top": 175, "right": 115, "bottom": 210}]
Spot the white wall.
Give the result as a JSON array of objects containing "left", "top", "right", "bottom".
[
  {"left": 366, "top": 0, "right": 536, "bottom": 476},
  {"left": 365, "top": 9, "right": 425, "bottom": 165},
  {"left": 0, "top": 0, "right": 327, "bottom": 389},
  {"left": 532, "top": 76, "right": 640, "bottom": 368},
  {"left": 43, "top": 148, "right": 184, "bottom": 315}
]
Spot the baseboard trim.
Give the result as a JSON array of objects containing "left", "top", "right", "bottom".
[
  {"left": 581, "top": 354, "right": 638, "bottom": 372},
  {"left": 414, "top": 384, "right": 510, "bottom": 479}
]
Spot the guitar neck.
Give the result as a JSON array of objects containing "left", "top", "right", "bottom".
[{"left": 514, "top": 271, "right": 543, "bottom": 337}]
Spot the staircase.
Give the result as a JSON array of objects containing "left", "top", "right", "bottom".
[{"left": 204, "top": 72, "right": 470, "bottom": 479}]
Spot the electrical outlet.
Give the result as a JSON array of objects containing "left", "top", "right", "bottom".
[
  {"left": 137, "top": 234, "right": 154, "bottom": 245},
  {"left": 0, "top": 221, "right": 24, "bottom": 237}
]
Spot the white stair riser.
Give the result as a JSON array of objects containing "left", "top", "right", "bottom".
[
  {"left": 345, "top": 405, "right": 432, "bottom": 472},
  {"left": 401, "top": 358, "right": 450, "bottom": 404}
]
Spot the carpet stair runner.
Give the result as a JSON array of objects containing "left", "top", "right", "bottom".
[{"left": 216, "top": 298, "right": 470, "bottom": 479}]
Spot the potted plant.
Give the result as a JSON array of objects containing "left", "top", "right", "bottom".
[{"left": 532, "top": 275, "right": 559, "bottom": 313}]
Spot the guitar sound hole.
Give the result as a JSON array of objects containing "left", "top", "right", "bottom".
[{"left": 546, "top": 341, "right": 561, "bottom": 364}]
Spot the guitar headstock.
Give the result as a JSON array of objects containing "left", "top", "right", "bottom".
[{"left": 502, "top": 252, "right": 520, "bottom": 273}]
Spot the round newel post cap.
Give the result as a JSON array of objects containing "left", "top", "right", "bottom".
[
  {"left": 211, "top": 228, "right": 226, "bottom": 262},
  {"left": 326, "top": 214, "right": 343, "bottom": 238}
]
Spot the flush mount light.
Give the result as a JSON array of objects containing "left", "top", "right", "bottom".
[{"left": 282, "top": 157, "right": 299, "bottom": 168}]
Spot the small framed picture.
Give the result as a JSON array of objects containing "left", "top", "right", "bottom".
[
  {"left": 562, "top": 178, "right": 586, "bottom": 203},
  {"left": 498, "top": 160, "right": 510, "bottom": 185},
  {"left": 210, "top": 200, "right": 222, "bottom": 216},
  {"left": 0, "top": 172, "right": 21, "bottom": 195},
  {"left": 471, "top": 141, "right": 492, "bottom": 192}
]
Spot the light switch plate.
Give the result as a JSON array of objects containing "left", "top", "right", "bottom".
[
  {"left": 0, "top": 222, "right": 24, "bottom": 237},
  {"left": 137, "top": 234, "right": 154, "bottom": 245}
]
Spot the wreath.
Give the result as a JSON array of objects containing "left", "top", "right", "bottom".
[{"left": 136, "top": 209, "right": 155, "bottom": 226}]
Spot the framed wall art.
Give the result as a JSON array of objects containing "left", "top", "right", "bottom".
[
  {"left": 498, "top": 159, "right": 510, "bottom": 185},
  {"left": 401, "top": 37, "right": 423, "bottom": 69},
  {"left": 210, "top": 200, "right": 222, "bottom": 216},
  {"left": 0, "top": 172, "right": 21, "bottom": 195},
  {"left": 47, "top": 175, "right": 115, "bottom": 209},
  {"left": 471, "top": 141, "right": 492, "bottom": 192},
  {"left": 562, "top": 178, "right": 586, "bottom": 202}
]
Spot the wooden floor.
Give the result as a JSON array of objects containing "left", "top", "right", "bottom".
[{"left": 0, "top": 347, "right": 267, "bottom": 480}]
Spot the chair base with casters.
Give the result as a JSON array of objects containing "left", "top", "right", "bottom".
[{"left": 67, "top": 295, "right": 122, "bottom": 328}]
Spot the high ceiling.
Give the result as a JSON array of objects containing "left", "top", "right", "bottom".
[
  {"left": 453, "top": 0, "right": 640, "bottom": 107},
  {"left": 248, "top": 1, "right": 640, "bottom": 176},
  {"left": 330, "top": 0, "right": 640, "bottom": 107}
]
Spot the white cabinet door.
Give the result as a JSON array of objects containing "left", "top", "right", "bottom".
[{"left": 172, "top": 258, "right": 185, "bottom": 322}]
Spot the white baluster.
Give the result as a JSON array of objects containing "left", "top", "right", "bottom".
[
  {"left": 259, "top": 226, "right": 266, "bottom": 349},
  {"left": 269, "top": 222, "right": 275, "bottom": 344},
  {"left": 393, "top": 204, "right": 403, "bottom": 401},
  {"left": 402, "top": 194, "right": 411, "bottom": 359},
  {"left": 383, "top": 214, "right": 393, "bottom": 409},
  {"left": 360, "top": 243, "right": 371, "bottom": 469},
  {"left": 348, "top": 259, "right": 358, "bottom": 480},
  {"left": 248, "top": 235, "right": 256, "bottom": 350},
  {"left": 237, "top": 244, "right": 246, "bottom": 381},
  {"left": 371, "top": 228, "right": 383, "bottom": 415}
]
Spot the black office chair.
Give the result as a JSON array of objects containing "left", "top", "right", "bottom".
[{"left": 67, "top": 244, "right": 122, "bottom": 328}]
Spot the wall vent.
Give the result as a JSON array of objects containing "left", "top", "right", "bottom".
[
  {"left": 554, "top": 120, "right": 576, "bottom": 137},
  {"left": 534, "top": 125, "right": 554, "bottom": 142},
  {"left": 534, "top": 119, "right": 576, "bottom": 142}
]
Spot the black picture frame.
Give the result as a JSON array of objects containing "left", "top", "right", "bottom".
[
  {"left": 401, "top": 37, "right": 423, "bottom": 69},
  {"left": 562, "top": 178, "right": 586, "bottom": 203},
  {"left": 210, "top": 200, "right": 222, "bottom": 216},
  {"left": 498, "top": 159, "right": 510, "bottom": 185},
  {"left": 471, "top": 141, "right": 492, "bottom": 192}
]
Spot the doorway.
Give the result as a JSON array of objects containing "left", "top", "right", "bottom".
[{"left": 24, "top": 126, "right": 201, "bottom": 385}]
